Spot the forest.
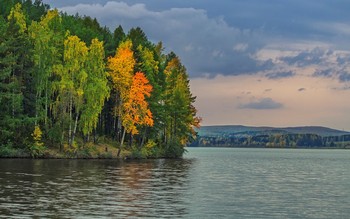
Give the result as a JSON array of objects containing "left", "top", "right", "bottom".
[
  {"left": 192, "top": 133, "right": 350, "bottom": 148},
  {"left": 0, "top": 0, "right": 200, "bottom": 158}
]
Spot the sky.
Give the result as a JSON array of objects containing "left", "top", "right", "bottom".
[{"left": 42, "top": 0, "right": 350, "bottom": 130}]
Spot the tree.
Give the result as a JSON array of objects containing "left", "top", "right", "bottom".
[
  {"left": 137, "top": 45, "right": 163, "bottom": 146},
  {"left": 52, "top": 35, "right": 88, "bottom": 148},
  {"left": 0, "top": 16, "right": 20, "bottom": 147},
  {"left": 0, "top": 0, "right": 199, "bottom": 158},
  {"left": 127, "top": 27, "right": 152, "bottom": 51},
  {"left": 112, "top": 25, "right": 125, "bottom": 50},
  {"left": 29, "top": 9, "right": 62, "bottom": 125},
  {"left": 122, "top": 72, "right": 153, "bottom": 136},
  {"left": 108, "top": 39, "right": 135, "bottom": 100},
  {"left": 0, "top": 4, "right": 33, "bottom": 149},
  {"left": 163, "top": 55, "right": 200, "bottom": 156},
  {"left": 107, "top": 39, "right": 135, "bottom": 141},
  {"left": 7, "top": 3, "right": 26, "bottom": 34},
  {"left": 80, "top": 38, "right": 109, "bottom": 138},
  {"left": 116, "top": 72, "right": 153, "bottom": 157}
]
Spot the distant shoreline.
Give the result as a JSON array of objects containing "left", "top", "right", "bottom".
[{"left": 188, "top": 146, "right": 350, "bottom": 149}]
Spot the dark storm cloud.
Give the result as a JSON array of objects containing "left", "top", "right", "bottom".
[
  {"left": 55, "top": 1, "right": 273, "bottom": 78},
  {"left": 239, "top": 98, "right": 283, "bottom": 110},
  {"left": 42, "top": 0, "right": 350, "bottom": 79}
]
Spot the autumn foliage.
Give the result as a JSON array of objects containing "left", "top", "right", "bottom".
[
  {"left": 0, "top": 1, "right": 199, "bottom": 158},
  {"left": 122, "top": 72, "right": 153, "bottom": 135},
  {"left": 108, "top": 39, "right": 135, "bottom": 100}
]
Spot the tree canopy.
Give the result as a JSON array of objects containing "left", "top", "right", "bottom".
[{"left": 0, "top": 0, "right": 200, "bottom": 158}]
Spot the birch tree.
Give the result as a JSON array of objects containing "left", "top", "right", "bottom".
[
  {"left": 52, "top": 35, "right": 88, "bottom": 148},
  {"left": 80, "top": 38, "right": 109, "bottom": 137}
]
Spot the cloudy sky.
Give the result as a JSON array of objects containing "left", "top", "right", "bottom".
[{"left": 43, "top": 0, "right": 350, "bottom": 130}]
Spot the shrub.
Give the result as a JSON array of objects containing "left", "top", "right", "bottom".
[{"left": 29, "top": 125, "right": 46, "bottom": 158}]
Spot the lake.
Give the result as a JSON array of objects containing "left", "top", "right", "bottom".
[{"left": 0, "top": 148, "right": 349, "bottom": 218}]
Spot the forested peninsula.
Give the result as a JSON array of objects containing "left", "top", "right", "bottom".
[{"left": 0, "top": 1, "right": 200, "bottom": 158}]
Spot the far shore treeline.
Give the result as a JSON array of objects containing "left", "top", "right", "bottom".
[
  {"left": 192, "top": 126, "right": 350, "bottom": 148},
  {"left": 0, "top": 0, "right": 200, "bottom": 158}
]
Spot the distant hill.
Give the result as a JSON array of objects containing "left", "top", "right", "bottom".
[
  {"left": 197, "top": 125, "right": 350, "bottom": 137},
  {"left": 192, "top": 125, "right": 350, "bottom": 148}
]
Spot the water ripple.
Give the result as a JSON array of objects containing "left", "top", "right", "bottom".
[{"left": 0, "top": 149, "right": 350, "bottom": 218}]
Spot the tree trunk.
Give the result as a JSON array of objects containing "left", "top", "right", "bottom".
[
  {"left": 129, "top": 134, "right": 133, "bottom": 147},
  {"left": 71, "top": 113, "right": 79, "bottom": 147},
  {"left": 139, "top": 128, "right": 147, "bottom": 149},
  {"left": 117, "top": 128, "right": 126, "bottom": 157},
  {"left": 93, "top": 128, "right": 97, "bottom": 144},
  {"left": 113, "top": 112, "right": 116, "bottom": 140},
  {"left": 44, "top": 79, "right": 48, "bottom": 125},
  {"left": 60, "top": 131, "right": 65, "bottom": 152},
  {"left": 68, "top": 96, "right": 73, "bottom": 147},
  {"left": 164, "top": 127, "right": 167, "bottom": 145}
]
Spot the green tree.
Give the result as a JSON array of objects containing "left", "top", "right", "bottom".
[
  {"left": 29, "top": 9, "right": 62, "bottom": 125},
  {"left": 80, "top": 38, "right": 109, "bottom": 138},
  {"left": 52, "top": 35, "right": 88, "bottom": 148},
  {"left": 137, "top": 45, "right": 163, "bottom": 146},
  {"left": 0, "top": 17, "right": 21, "bottom": 147},
  {"left": 163, "top": 55, "right": 200, "bottom": 156},
  {"left": 0, "top": 4, "right": 33, "bottom": 149},
  {"left": 111, "top": 25, "right": 125, "bottom": 54}
]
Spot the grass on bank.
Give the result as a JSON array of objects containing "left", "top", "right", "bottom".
[{"left": 0, "top": 137, "right": 185, "bottom": 159}]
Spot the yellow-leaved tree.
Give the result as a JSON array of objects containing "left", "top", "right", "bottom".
[
  {"left": 108, "top": 39, "right": 135, "bottom": 100},
  {"left": 7, "top": 3, "right": 27, "bottom": 34},
  {"left": 52, "top": 35, "right": 88, "bottom": 149},
  {"left": 107, "top": 39, "right": 135, "bottom": 155}
]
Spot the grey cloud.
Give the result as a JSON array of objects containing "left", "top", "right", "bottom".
[
  {"left": 313, "top": 69, "right": 333, "bottom": 78},
  {"left": 337, "top": 55, "right": 350, "bottom": 65},
  {"left": 50, "top": 0, "right": 350, "bottom": 80},
  {"left": 280, "top": 48, "right": 326, "bottom": 67},
  {"left": 266, "top": 71, "right": 295, "bottom": 80},
  {"left": 338, "top": 71, "right": 350, "bottom": 82},
  {"left": 313, "top": 68, "right": 350, "bottom": 83},
  {"left": 239, "top": 98, "right": 283, "bottom": 110},
  {"left": 58, "top": 1, "right": 271, "bottom": 78},
  {"left": 280, "top": 48, "right": 350, "bottom": 84}
]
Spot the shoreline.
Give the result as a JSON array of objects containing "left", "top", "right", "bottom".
[{"left": 189, "top": 146, "right": 350, "bottom": 149}]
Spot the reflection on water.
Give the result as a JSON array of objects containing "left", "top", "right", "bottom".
[
  {"left": 0, "top": 158, "right": 194, "bottom": 218},
  {"left": 1, "top": 148, "right": 350, "bottom": 218}
]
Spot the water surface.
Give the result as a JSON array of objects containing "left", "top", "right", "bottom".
[{"left": 0, "top": 148, "right": 349, "bottom": 218}]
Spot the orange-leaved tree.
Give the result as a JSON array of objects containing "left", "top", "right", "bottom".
[
  {"left": 123, "top": 72, "right": 153, "bottom": 134},
  {"left": 117, "top": 72, "right": 153, "bottom": 156},
  {"left": 118, "top": 72, "right": 153, "bottom": 156}
]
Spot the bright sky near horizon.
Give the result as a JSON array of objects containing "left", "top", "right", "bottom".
[{"left": 43, "top": 0, "right": 350, "bottom": 130}]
